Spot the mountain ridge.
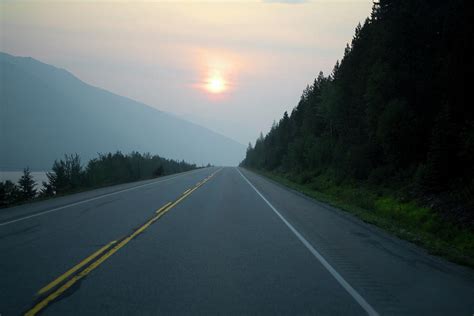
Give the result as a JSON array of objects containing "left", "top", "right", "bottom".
[{"left": 0, "top": 52, "right": 245, "bottom": 170}]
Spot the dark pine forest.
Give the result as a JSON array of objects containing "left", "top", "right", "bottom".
[
  {"left": 0, "top": 152, "right": 198, "bottom": 208},
  {"left": 242, "top": 1, "right": 474, "bottom": 227}
]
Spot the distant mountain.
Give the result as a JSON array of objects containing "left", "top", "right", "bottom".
[{"left": 0, "top": 52, "right": 245, "bottom": 170}]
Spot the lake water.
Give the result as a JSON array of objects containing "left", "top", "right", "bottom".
[{"left": 0, "top": 171, "right": 49, "bottom": 189}]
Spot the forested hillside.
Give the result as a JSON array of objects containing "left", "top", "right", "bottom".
[{"left": 242, "top": 0, "right": 473, "bottom": 226}]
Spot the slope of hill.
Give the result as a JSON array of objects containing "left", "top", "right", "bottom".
[
  {"left": 241, "top": 1, "right": 473, "bottom": 265},
  {"left": 0, "top": 52, "right": 245, "bottom": 170},
  {"left": 242, "top": 0, "right": 473, "bottom": 217}
]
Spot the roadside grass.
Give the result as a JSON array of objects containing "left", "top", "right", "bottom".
[{"left": 248, "top": 168, "right": 474, "bottom": 268}]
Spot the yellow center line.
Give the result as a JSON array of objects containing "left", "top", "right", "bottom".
[
  {"left": 156, "top": 202, "right": 172, "bottom": 214},
  {"left": 26, "top": 169, "right": 222, "bottom": 316},
  {"left": 37, "top": 240, "right": 117, "bottom": 296}
]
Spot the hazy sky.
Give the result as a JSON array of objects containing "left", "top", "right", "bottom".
[{"left": 0, "top": 0, "right": 372, "bottom": 145}]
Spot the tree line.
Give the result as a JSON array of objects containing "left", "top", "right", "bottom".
[
  {"left": 1, "top": 151, "right": 199, "bottom": 208},
  {"left": 241, "top": 0, "right": 473, "bottom": 224}
]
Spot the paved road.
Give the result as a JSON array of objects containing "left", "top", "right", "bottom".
[{"left": 1, "top": 167, "right": 473, "bottom": 315}]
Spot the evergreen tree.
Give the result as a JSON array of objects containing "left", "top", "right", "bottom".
[
  {"left": 241, "top": 0, "right": 474, "bottom": 221},
  {"left": 18, "top": 167, "right": 37, "bottom": 200},
  {"left": 40, "top": 181, "right": 55, "bottom": 198},
  {"left": 153, "top": 165, "right": 164, "bottom": 177},
  {"left": 2, "top": 152, "right": 197, "bottom": 207},
  {"left": 0, "top": 180, "right": 21, "bottom": 207}
]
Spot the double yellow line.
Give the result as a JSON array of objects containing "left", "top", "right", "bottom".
[{"left": 25, "top": 169, "right": 221, "bottom": 316}]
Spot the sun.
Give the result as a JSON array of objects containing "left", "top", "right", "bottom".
[
  {"left": 196, "top": 52, "right": 237, "bottom": 96},
  {"left": 206, "top": 75, "right": 226, "bottom": 94}
]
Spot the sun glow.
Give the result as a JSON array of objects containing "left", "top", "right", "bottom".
[
  {"left": 206, "top": 74, "right": 226, "bottom": 94},
  {"left": 195, "top": 51, "right": 242, "bottom": 97}
]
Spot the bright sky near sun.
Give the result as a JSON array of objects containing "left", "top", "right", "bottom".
[{"left": 0, "top": 0, "right": 373, "bottom": 145}]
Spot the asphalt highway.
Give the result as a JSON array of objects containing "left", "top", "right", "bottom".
[{"left": 0, "top": 167, "right": 473, "bottom": 315}]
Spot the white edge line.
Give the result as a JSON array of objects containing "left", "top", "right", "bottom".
[
  {"left": 236, "top": 167, "right": 379, "bottom": 316},
  {"left": 0, "top": 168, "right": 206, "bottom": 227}
]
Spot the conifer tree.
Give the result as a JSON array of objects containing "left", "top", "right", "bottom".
[{"left": 18, "top": 167, "right": 37, "bottom": 200}]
